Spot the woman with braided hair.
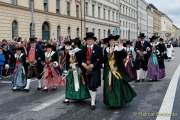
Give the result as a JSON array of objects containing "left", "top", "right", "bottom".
[{"left": 103, "top": 35, "right": 136, "bottom": 107}]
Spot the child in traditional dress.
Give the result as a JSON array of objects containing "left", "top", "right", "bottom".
[
  {"left": 124, "top": 51, "right": 137, "bottom": 81},
  {"left": 42, "top": 44, "right": 64, "bottom": 91},
  {"left": 12, "top": 47, "right": 27, "bottom": 91}
]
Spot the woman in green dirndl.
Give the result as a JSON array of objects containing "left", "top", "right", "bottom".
[
  {"left": 64, "top": 38, "right": 90, "bottom": 103},
  {"left": 103, "top": 35, "right": 136, "bottom": 107}
]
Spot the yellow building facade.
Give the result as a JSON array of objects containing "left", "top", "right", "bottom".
[
  {"left": 153, "top": 9, "right": 161, "bottom": 35},
  {"left": 0, "top": 0, "right": 120, "bottom": 41}
]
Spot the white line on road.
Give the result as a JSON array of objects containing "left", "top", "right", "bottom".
[
  {"left": 0, "top": 79, "right": 37, "bottom": 84},
  {"left": 31, "top": 94, "right": 65, "bottom": 111},
  {"left": 0, "top": 81, "right": 12, "bottom": 84},
  {"left": 156, "top": 64, "right": 180, "bottom": 120}
]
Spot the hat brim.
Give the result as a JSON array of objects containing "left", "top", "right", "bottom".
[
  {"left": 108, "top": 35, "right": 120, "bottom": 41},
  {"left": 84, "top": 37, "right": 97, "bottom": 41},
  {"left": 138, "top": 35, "right": 146, "bottom": 38},
  {"left": 103, "top": 38, "right": 109, "bottom": 44},
  {"left": 14, "top": 47, "right": 23, "bottom": 51},
  {"left": 64, "top": 41, "right": 72, "bottom": 45},
  {"left": 45, "top": 44, "right": 54, "bottom": 49}
]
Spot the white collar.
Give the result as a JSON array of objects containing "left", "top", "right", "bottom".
[
  {"left": 45, "top": 51, "right": 55, "bottom": 57},
  {"left": 15, "top": 53, "right": 23, "bottom": 58},
  {"left": 69, "top": 48, "right": 81, "bottom": 55},
  {"left": 106, "top": 46, "right": 123, "bottom": 53},
  {"left": 87, "top": 44, "right": 94, "bottom": 49}
]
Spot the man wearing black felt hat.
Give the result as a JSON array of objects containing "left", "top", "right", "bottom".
[
  {"left": 81, "top": 32, "right": 103, "bottom": 110},
  {"left": 134, "top": 33, "right": 151, "bottom": 82}
]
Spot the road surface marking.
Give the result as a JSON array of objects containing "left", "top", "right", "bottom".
[
  {"left": 0, "top": 79, "right": 37, "bottom": 84},
  {"left": 0, "top": 81, "right": 11, "bottom": 84},
  {"left": 156, "top": 64, "right": 180, "bottom": 120},
  {"left": 31, "top": 95, "right": 65, "bottom": 111}
]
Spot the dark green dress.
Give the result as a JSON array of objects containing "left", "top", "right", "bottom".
[
  {"left": 65, "top": 49, "right": 90, "bottom": 100},
  {"left": 103, "top": 49, "right": 136, "bottom": 107}
]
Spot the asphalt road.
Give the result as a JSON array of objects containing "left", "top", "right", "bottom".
[{"left": 0, "top": 48, "right": 180, "bottom": 120}]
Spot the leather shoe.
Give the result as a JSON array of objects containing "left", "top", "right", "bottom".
[{"left": 90, "top": 105, "right": 96, "bottom": 110}]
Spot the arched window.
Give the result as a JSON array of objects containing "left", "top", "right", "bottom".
[
  {"left": 12, "top": 20, "right": 18, "bottom": 40},
  {"left": 57, "top": 25, "right": 61, "bottom": 41},
  {"left": 42, "top": 22, "right": 50, "bottom": 41},
  {"left": 67, "top": 26, "right": 71, "bottom": 37},
  {"left": 76, "top": 28, "right": 80, "bottom": 37},
  {"left": 108, "top": 29, "right": 111, "bottom": 36}
]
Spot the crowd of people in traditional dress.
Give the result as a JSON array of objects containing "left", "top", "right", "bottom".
[{"left": 0, "top": 32, "right": 175, "bottom": 110}]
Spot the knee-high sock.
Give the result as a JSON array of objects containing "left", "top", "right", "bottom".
[
  {"left": 137, "top": 70, "right": 141, "bottom": 80},
  {"left": 143, "top": 70, "right": 147, "bottom": 79},
  {"left": 89, "top": 90, "right": 96, "bottom": 106},
  {"left": 64, "top": 99, "right": 69, "bottom": 102},
  {"left": 24, "top": 79, "right": 31, "bottom": 89},
  {"left": 38, "top": 79, "right": 42, "bottom": 88}
]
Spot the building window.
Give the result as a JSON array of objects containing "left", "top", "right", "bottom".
[
  {"left": 108, "top": 29, "right": 111, "bottom": 36},
  {"left": 116, "top": 12, "right": 118, "bottom": 22},
  {"left": 86, "top": 28, "right": 88, "bottom": 33},
  {"left": 56, "top": 0, "right": 60, "bottom": 14},
  {"left": 98, "top": 29, "right": 101, "bottom": 40},
  {"left": 11, "top": 0, "right": 17, "bottom": 5},
  {"left": 104, "top": 30, "right": 106, "bottom": 38},
  {"left": 12, "top": 20, "right": 18, "bottom": 40},
  {"left": 44, "top": 0, "right": 48, "bottom": 12},
  {"left": 98, "top": 6, "right": 101, "bottom": 18},
  {"left": 108, "top": 10, "right": 110, "bottom": 20},
  {"left": 112, "top": 11, "right": 115, "bottom": 21},
  {"left": 92, "top": 28, "right": 95, "bottom": 34},
  {"left": 85, "top": 2, "right": 88, "bottom": 16},
  {"left": 103, "top": 8, "right": 106, "bottom": 19},
  {"left": 42, "top": 22, "right": 50, "bottom": 41},
  {"left": 76, "top": 28, "right": 80, "bottom": 37},
  {"left": 57, "top": 25, "right": 61, "bottom": 41},
  {"left": 29, "top": 0, "right": 34, "bottom": 9},
  {"left": 76, "top": 5, "right": 80, "bottom": 18},
  {"left": 67, "top": 2, "right": 71, "bottom": 16},
  {"left": 92, "top": 4, "right": 95, "bottom": 17},
  {"left": 67, "top": 26, "right": 71, "bottom": 37}
]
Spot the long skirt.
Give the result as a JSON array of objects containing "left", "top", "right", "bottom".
[
  {"left": 125, "top": 61, "right": 137, "bottom": 81},
  {"left": 42, "top": 66, "right": 65, "bottom": 89},
  {"left": 66, "top": 70, "right": 90, "bottom": 100},
  {"left": 12, "top": 64, "right": 26, "bottom": 89},
  {"left": 147, "top": 58, "right": 166, "bottom": 80},
  {"left": 103, "top": 67, "right": 136, "bottom": 107}
]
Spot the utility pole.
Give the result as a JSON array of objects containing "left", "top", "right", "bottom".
[
  {"left": 137, "top": 0, "right": 139, "bottom": 37},
  {"left": 147, "top": 6, "right": 149, "bottom": 40},
  {"left": 80, "top": 0, "right": 86, "bottom": 40},
  {"left": 31, "top": 0, "right": 35, "bottom": 38},
  {"left": 80, "top": 0, "right": 83, "bottom": 40},
  {"left": 84, "top": 0, "right": 86, "bottom": 36},
  {"left": 119, "top": 2, "right": 121, "bottom": 38}
]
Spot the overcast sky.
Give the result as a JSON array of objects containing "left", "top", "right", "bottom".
[{"left": 146, "top": 0, "right": 180, "bottom": 28}]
